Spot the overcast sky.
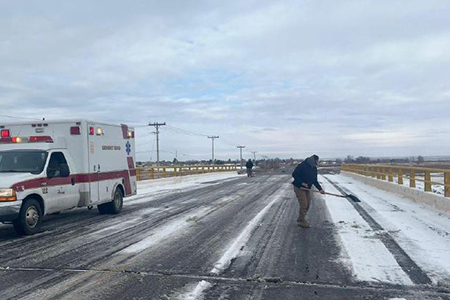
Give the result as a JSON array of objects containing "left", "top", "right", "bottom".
[{"left": 1, "top": 0, "right": 449, "bottom": 161}]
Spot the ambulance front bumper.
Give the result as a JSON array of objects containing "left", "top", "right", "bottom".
[{"left": 0, "top": 201, "right": 22, "bottom": 222}]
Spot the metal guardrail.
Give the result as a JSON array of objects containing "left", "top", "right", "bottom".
[
  {"left": 342, "top": 164, "right": 450, "bottom": 197},
  {"left": 136, "top": 165, "right": 238, "bottom": 181}
]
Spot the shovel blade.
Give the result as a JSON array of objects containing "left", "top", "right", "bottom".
[{"left": 346, "top": 194, "right": 361, "bottom": 202}]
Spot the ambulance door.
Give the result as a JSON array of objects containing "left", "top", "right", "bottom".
[
  {"left": 44, "top": 151, "right": 79, "bottom": 213},
  {"left": 87, "top": 124, "right": 100, "bottom": 204}
]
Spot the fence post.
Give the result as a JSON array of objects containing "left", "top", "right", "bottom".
[
  {"left": 150, "top": 168, "right": 155, "bottom": 180},
  {"left": 376, "top": 167, "right": 381, "bottom": 179},
  {"left": 410, "top": 170, "right": 416, "bottom": 188},
  {"left": 445, "top": 171, "right": 450, "bottom": 197},
  {"left": 388, "top": 168, "right": 393, "bottom": 182},
  {"left": 162, "top": 168, "right": 166, "bottom": 178},
  {"left": 381, "top": 167, "right": 386, "bottom": 180},
  {"left": 424, "top": 170, "right": 431, "bottom": 192},
  {"left": 398, "top": 169, "right": 403, "bottom": 185},
  {"left": 136, "top": 168, "right": 141, "bottom": 181}
]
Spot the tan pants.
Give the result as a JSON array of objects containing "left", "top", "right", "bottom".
[{"left": 294, "top": 186, "right": 312, "bottom": 223}]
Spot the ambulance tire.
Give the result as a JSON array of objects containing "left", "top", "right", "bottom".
[
  {"left": 13, "top": 199, "right": 43, "bottom": 235},
  {"left": 110, "top": 189, "right": 123, "bottom": 214},
  {"left": 97, "top": 189, "right": 123, "bottom": 214},
  {"left": 97, "top": 203, "right": 109, "bottom": 214}
]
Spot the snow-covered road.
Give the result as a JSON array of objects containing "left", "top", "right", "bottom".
[{"left": 0, "top": 170, "right": 449, "bottom": 299}]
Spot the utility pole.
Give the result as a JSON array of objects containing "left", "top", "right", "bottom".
[
  {"left": 148, "top": 122, "right": 166, "bottom": 167},
  {"left": 237, "top": 146, "right": 245, "bottom": 169},
  {"left": 208, "top": 136, "right": 219, "bottom": 164},
  {"left": 251, "top": 151, "right": 257, "bottom": 161}
]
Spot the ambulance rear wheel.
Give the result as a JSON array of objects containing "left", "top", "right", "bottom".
[
  {"left": 13, "top": 199, "right": 43, "bottom": 235},
  {"left": 97, "top": 189, "right": 123, "bottom": 214},
  {"left": 110, "top": 189, "right": 123, "bottom": 214},
  {"left": 97, "top": 203, "right": 109, "bottom": 214}
]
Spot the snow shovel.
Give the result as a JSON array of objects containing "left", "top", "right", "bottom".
[{"left": 301, "top": 188, "right": 361, "bottom": 202}]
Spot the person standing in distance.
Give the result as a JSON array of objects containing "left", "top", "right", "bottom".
[
  {"left": 246, "top": 159, "right": 254, "bottom": 177},
  {"left": 292, "top": 155, "right": 325, "bottom": 228}
]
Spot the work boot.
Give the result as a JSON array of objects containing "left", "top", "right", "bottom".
[{"left": 298, "top": 220, "right": 311, "bottom": 228}]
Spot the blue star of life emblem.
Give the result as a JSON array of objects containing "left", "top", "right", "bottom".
[{"left": 125, "top": 141, "right": 131, "bottom": 155}]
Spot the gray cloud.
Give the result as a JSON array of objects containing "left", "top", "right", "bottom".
[{"left": 1, "top": 0, "right": 449, "bottom": 160}]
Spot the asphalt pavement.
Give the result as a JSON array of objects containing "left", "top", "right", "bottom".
[{"left": 0, "top": 170, "right": 449, "bottom": 300}]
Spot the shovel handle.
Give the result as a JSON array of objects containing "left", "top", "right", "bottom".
[{"left": 300, "top": 188, "right": 346, "bottom": 198}]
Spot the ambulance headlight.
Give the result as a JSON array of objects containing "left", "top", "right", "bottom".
[{"left": 0, "top": 188, "right": 17, "bottom": 202}]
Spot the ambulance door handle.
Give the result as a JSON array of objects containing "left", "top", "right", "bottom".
[
  {"left": 71, "top": 178, "right": 75, "bottom": 186},
  {"left": 93, "top": 165, "right": 96, "bottom": 172},
  {"left": 98, "top": 164, "right": 101, "bottom": 172}
]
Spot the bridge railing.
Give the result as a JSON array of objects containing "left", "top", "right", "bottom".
[
  {"left": 136, "top": 165, "right": 238, "bottom": 181},
  {"left": 342, "top": 164, "right": 450, "bottom": 197}
]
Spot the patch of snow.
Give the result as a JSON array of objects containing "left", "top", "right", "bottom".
[
  {"left": 329, "top": 174, "right": 450, "bottom": 285},
  {"left": 393, "top": 176, "right": 445, "bottom": 196},
  {"left": 127, "top": 172, "right": 242, "bottom": 205},
  {"left": 92, "top": 208, "right": 160, "bottom": 236},
  {"left": 121, "top": 207, "right": 211, "bottom": 254},
  {"left": 320, "top": 177, "right": 413, "bottom": 285},
  {"left": 176, "top": 280, "right": 212, "bottom": 300},
  {"left": 210, "top": 187, "right": 287, "bottom": 274}
]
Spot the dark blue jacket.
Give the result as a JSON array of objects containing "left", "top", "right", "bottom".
[{"left": 292, "top": 160, "right": 322, "bottom": 190}]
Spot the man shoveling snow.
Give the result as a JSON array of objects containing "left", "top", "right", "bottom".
[{"left": 292, "top": 155, "right": 325, "bottom": 228}]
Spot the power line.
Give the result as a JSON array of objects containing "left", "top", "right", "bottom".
[{"left": 163, "top": 125, "right": 210, "bottom": 137}]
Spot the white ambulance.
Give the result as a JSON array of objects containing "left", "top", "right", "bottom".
[{"left": 0, "top": 119, "right": 137, "bottom": 235}]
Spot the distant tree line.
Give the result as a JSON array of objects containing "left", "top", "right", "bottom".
[{"left": 344, "top": 155, "right": 425, "bottom": 164}]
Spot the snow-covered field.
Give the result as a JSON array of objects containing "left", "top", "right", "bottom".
[
  {"left": 322, "top": 174, "right": 450, "bottom": 286},
  {"left": 393, "top": 176, "right": 445, "bottom": 195}
]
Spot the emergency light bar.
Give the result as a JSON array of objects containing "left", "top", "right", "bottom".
[
  {"left": 70, "top": 126, "right": 81, "bottom": 135},
  {"left": 1, "top": 130, "right": 9, "bottom": 138},
  {"left": 0, "top": 136, "right": 53, "bottom": 144}
]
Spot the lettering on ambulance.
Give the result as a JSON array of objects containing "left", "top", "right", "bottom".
[
  {"left": 90, "top": 141, "right": 95, "bottom": 154},
  {"left": 101, "top": 145, "right": 121, "bottom": 151}
]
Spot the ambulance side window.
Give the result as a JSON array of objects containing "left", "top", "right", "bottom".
[{"left": 47, "top": 152, "right": 70, "bottom": 178}]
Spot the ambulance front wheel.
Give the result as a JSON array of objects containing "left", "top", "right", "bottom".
[
  {"left": 13, "top": 199, "right": 43, "bottom": 235},
  {"left": 98, "top": 189, "right": 123, "bottom": 214}
]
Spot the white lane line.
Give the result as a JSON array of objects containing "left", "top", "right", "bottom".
[{"left": 210, "top": 187, "right": 286, "bottom": 274}]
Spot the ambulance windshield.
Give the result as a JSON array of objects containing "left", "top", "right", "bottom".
[{"left": 0, "top": 150, "right": 48, "bottom": 174}]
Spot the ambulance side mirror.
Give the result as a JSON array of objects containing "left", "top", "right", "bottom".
[{"left": 59, "top": 164, "right": 70, "bottom": 178}]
